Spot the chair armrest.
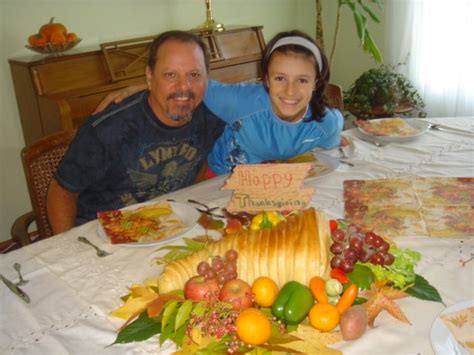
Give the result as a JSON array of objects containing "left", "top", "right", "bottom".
[{"left": 11, "top": 211, "right": 36, "bottom": 246}]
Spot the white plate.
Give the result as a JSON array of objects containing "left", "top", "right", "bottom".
[
  {"left": 430, "top": 299, "right": 474, "bottom": 355},
  {"left": 312, "top": 151, "right": 340, "bottom": 179},
  {"left": 97, "top": 201, "right": 200, "bottom": 247},
  {"left": 357, "top": 118, "right": 430, "bottom": 142}
]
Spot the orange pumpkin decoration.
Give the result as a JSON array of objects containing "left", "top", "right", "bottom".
[
  {"left": 28, "top": 33, "right": 48, "bottom": 47},
  {"left": 39, "top": 17, "right": 67, "bottom": 41},
  {"left": 50, "top": 32, "right": 67, "bottom": 46}
]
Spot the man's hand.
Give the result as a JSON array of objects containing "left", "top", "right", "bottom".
[{"left": 93, "top": 83, "right": 147, "bottom": 114}]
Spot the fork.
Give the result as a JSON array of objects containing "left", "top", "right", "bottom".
[
  {"left": 428, "top": 123, "right": 474, "bottom": 135},
  {"left": 338, "top": 147, "right": 348, "bottom": 159},
  {"left": 77, "top": 236, "right": 111, "bottom": 257},
  {"left": 13, "top": 263, "right": 29, "bottom": 286}
]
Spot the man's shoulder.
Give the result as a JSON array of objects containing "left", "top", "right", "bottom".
[
  {"left": 90, "top": 91, "right": 147, "bottom": 128},
  {"left": 194, "top": 102, "right": 225, "bottom": 125}
]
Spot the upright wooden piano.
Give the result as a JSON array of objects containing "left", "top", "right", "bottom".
[{"left": 9, "top": 26, "right": 265, "bottom": 145}]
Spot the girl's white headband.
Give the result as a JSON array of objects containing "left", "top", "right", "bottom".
[{"left": 269, "top": 36, "right": 323, "bottom": 72}]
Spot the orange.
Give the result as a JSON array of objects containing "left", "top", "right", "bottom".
[
  {"left": 66, "top": 32, "right": 78, "bottom": 43},
  {"left": 308, "top": 303, "right": 340, "bottom": 332},
  {"left": 28, "top": 33, "right": 48, "bottom": 47},
  {"left": 252, "top": 276, "right": 279, "bottom": 307},
  {"left": 235, "top": 308, "right": 272, "bottom": 346}
]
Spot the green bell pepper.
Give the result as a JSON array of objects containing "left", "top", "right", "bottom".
[{"left": 271, "top": 281, "right": 314, "bottom": 325}]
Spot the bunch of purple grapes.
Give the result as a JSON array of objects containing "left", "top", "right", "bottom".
[
  {"left": 330, "top": 224, "right": 395, "bottom": 273},
  {"left": 196, "top": 249, "right": 239, "bottom": 285}
]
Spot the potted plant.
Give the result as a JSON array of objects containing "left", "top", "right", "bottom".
[{"left": 344, "top": 64, "right": 425, "bottom": 119}]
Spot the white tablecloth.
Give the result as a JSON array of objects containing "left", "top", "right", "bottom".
[{"left": 1, "top": 117, "right": 473, "bottom": 355}]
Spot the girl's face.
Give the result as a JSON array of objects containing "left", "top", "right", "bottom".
[{"left": 265, "top": 51, "right": 317, "bottom": 122}]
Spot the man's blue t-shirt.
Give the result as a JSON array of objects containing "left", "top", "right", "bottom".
[
  {"left": 204, "top": 80, "right": 344, "bottom": 175},
  {"left": 55, "top": 91, "right": 224, "bottom": 225}
]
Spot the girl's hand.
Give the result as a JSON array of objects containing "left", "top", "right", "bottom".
[
  {"left": 340, "top": 135, "right": 350, "bottom": 146},
  {"left": 93, "top": 83, "right": 146, "bottom": 114}
]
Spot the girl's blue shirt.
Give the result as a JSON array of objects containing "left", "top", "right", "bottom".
[{"left": 204, "top": 80, "right": 344, "bottom": 175}]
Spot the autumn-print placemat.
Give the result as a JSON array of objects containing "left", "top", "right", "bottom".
[{"left": 344, "top": 177, "right": 474, "bottom": 237}]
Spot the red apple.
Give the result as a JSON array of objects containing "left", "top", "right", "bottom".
[
  {"left": 184, "top": 276, "right": 220, "bottom": 301},
  {"left": 219, "top": 278, "right": 254, "bottom": 311}
]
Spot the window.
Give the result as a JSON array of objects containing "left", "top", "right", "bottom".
[{"left": 386, "top": 0, "right": 474, "bottom": 117}]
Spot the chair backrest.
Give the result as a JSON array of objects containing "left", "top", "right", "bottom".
[
  {"left": 21, "top": 130, "right": 76, "bottom": 239},
  {"left": 325, "top": 83, "right": 344, "bottom": 111}
]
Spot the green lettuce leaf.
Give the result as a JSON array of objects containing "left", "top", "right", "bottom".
[{"left": 361, "top": 245, "right": 421, "bottom": 288}]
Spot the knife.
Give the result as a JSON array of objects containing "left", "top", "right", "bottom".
[{"left": 0, "top": 274, "right": 31, "bottom": 303}]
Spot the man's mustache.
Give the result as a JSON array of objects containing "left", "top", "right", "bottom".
[{"left": 167, "top": 91, "right": 195, "bottom": 100}]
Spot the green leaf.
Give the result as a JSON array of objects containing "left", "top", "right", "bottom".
[
  {"left": 184, "top": 237, "right": 206, "bottom": 251},
  {"left": 111, "top": 312, "right": 161, "bottom": 345},
  {"left": 191, "top": 301, "right": 207, "bottom": 317},
  {"left": 161, "top": 300, "right": 179, "bottom": 331},
  {"left": 175, "top": 300, "right": 193, "bottom": 331},
  {"left": 359, "top": 2, "right": 381, "bottom": 22},
  {"left": 348, "top": 264, "right": 375, "bottom": 290},
  {"left": 202, "top": 338, "right": 231, "bottom": 353},
  {"left": 406, "top": 274, "right": 444, "bottom": 304},
  {"left": 352, "top": 10, "right": 365, "bottom": 42},
  {"left": 170, "top": 322, "right": 188, "bottom": 347},
  {"left": 156, "top": 238, "right": 208, "bottom": 264},
  {"left": 159, "top": 313, "right": 177, "bottom": 345},
  {"left": 353, "top": 297, "right": 368, "bottom": 305},
  {"left": 364, "top": 32, "right": 383, "bottom": 63}
]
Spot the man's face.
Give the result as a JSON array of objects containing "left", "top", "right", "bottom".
[{"left": 146, "top": 40, "right": 208, "bottom": 127}]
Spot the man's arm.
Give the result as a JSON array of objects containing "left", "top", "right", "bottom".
[{"left": 47, "top": 178, "right": 79, "bottom": 234}]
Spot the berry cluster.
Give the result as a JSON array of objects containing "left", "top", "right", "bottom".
[
  {"left": 185, "top": 301, "right": 242, "bottom": 353},
  {"left": 197, "top": 249, "right": 239, "bottom": 285},
  {"left": 330, "top": 224, "right": 395, "bottom": 273}
]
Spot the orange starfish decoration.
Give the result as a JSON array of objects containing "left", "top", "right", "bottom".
[{"left": 361, "top": 282, "right": 411, "bottom": 327}]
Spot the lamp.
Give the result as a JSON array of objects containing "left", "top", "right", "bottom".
[{"left": 196, "top": 0, "right": 224, "bottom": 32}]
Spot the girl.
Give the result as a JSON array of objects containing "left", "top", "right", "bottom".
[{"left": 96, "top": 30, "right": 344, "bottom": 177}]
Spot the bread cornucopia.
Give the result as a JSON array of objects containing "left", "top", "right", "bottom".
[{"left": 158, "top": 207, "right": 331, "bottom": 293}]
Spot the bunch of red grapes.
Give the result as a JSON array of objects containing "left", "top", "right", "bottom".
[
  {"left": 330, "top": 224, "right": 395, "bottom": 273},
  {"left": 196, "top": 249, "right": 239, "bottom": 285}
]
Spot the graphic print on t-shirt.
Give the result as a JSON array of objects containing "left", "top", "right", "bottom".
[{"left": 121, "top": 140, "right": 200, "bottom": 206}]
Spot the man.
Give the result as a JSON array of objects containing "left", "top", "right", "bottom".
[{"left": 47, "top": 31, "right": 225, "bottom": 234}]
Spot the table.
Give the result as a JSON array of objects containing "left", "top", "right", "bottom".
[{"left": 1, "top": 117, "right": 473, "bottom": 355}]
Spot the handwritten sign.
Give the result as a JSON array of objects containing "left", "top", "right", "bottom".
[{"left": 222, "top": 163, "right": 315, "bottom": 213}]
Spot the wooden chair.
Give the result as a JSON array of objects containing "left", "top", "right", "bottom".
[
  {"left": 325, "top": 83, "right": 344, "bottom": 111},
  {"left": 11, "top": 130, "right": 77, "bottom": 246}
]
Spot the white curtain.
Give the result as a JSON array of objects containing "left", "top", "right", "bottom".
[{"left": 385, "top": 0, "right": 474, "bottom": 117}]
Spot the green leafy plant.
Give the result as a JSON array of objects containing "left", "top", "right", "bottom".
[
  {"left": 315, "top": 0, "right": 384, "bottom": 69},
  {"left": 344, "top": 64, "right": 425, "bottom": 118}
]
